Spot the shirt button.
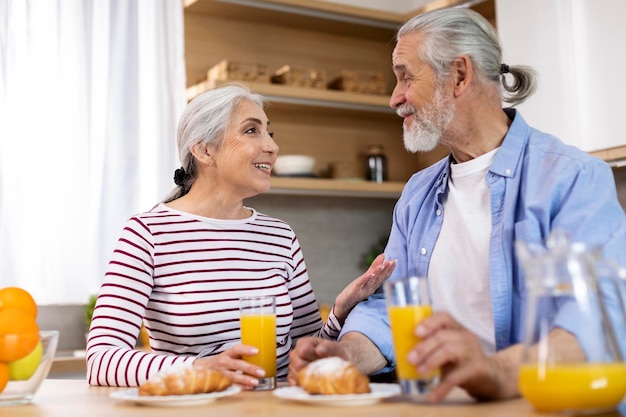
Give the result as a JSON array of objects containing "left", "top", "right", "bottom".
[
  {"left": 505, "top": 169, "right": 512, "bottom": 175},
  {"left": 420, "top": 248, "right": 427, "bottom": 255},
  {"left": 436, "top": 209, "right": 442, "bottom": 216}
]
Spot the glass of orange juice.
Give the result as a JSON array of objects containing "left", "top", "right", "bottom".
[
  {"left": 384, "top": 276, "right": 440, "bottom": 396},
  {"left": 240, "top": 295, "right": 277, "bottom": 390}
]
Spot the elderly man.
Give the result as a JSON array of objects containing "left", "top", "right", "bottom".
[{"left": 288, "top": 7, "right": 626, "bottom": 402}]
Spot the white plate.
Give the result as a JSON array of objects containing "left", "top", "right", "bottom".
[
  {"left": 110, "top": 384, "right": 241, "bottom": 407},
  {"left": 272, "top": 383, "right": 400, "bottom": 406}
]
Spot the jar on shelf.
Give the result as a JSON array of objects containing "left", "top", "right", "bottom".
[{"left": 365, "top": 144, "right": 388, "bottom": 183}]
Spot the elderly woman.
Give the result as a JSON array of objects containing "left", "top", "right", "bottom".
[{"left": 86, "top": 83, "right": 395, "bottom": 389}]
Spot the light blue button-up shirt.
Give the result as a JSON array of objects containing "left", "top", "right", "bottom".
[{"left": 341, "top": 109, "right": 626, "bottom": 373}]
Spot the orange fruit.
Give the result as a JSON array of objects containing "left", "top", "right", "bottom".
[
  {"left": 0, "top": 362, "right": 8, "bottom": 394},
  {"left": 0, "top": 287, "right": 37, "bottom": 318},
  {"left": 0, "top": 308, "right": 40, "bottom": 362}
]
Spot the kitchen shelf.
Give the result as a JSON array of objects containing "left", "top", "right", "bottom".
[
  {"left": 590, "top": 145, "right": 626, "bottom": 168},
  {"left": 184, "top": 0, "right": 402, "bottom": 40},
  {"left": 184, "top": 0, "right": 485, "bottom": 30},
  {"left": 269, "top": 177, "right": 404, "bottom": 198},
  {"left": 187, "top": 80, "right": 395, "bottom": 113},
  {"left": 210, "top": 0, "right": 406, "bottom": 25}
]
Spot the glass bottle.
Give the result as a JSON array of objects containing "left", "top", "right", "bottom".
[{"left": 365, "top": 145, "right": 387, "bottom": 183}]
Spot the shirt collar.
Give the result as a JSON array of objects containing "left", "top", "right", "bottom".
[{"left": 489, "top": 108, "right": 530, "bottom": 178}]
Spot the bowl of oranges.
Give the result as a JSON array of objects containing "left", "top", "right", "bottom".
[{"left": 0, "top": 287, "right": 59, "bottom": 406}]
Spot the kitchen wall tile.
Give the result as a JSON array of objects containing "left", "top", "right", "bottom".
[{"left": 247, "top": 194, "right": 396, "bottom": 306}]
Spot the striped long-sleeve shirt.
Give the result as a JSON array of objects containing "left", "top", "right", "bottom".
[{"left": 86, "top": 204, "right": 341, "bottom": 387}]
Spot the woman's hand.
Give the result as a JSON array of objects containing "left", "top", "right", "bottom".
[
  {"left": 193, "top": 344, "right": 266, "bottom": 390},
  {"left": 333, "top": 254, "right": 396, "bottom": 324}
]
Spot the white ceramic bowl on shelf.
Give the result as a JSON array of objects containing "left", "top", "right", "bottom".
[
  {"left": 273, "top": 155, "right": 316, "bottom": 176},
  {"left": 0, "top": 330, "right": 59, "bottom": 406}
]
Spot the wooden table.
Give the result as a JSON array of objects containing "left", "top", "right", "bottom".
[{"left": 1, "top": 379, "right": 624, "bottom": 417}]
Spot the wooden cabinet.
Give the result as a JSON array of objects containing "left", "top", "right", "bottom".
[
  {"left": 183, "top": 0, "right": 498, "bottom": 197},
  {"left": 590, "top": 146, "right": 626, "bottom": 168}
]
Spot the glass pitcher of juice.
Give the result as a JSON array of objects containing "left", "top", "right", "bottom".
[{"left": 516, "top": 230, "right": 626, "bottom": 414}]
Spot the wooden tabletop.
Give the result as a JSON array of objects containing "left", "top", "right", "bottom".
[{"left": 1, "top": 379, "right": 624, "bottom": 417}]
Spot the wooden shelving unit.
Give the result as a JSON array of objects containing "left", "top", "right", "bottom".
[
  {"left": 590, "top": 145, "right": 626, "bottom": 162},
  {"left": 183, "top": 0, "right": 495, "bottom": 198},
  {"left": 268, "top": 177, "right": 405, "bottom": 198},
  {"left": 590, "top": 145, "right": 626, "bottom": 168},
  {"left": 184, "top": 0, "right": 403, "bottom": 39},
  {"left": 187, "top": 80, "right": 395, "bottom": 113}
]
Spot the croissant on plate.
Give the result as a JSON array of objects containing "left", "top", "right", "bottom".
[
  {"left": 297, "top": 356, "right": 371, "bottom": 395},
  {"left": 138, "top": 365, "right": 231, "bottom": 396}
]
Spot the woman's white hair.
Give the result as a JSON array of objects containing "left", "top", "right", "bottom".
[{"left": 163, "top": 82, "right": 264, "bottom": 203}]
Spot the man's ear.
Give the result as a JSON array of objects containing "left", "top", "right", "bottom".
[{"left": 452, "top": 55, "right": 473, "bottom": 97}]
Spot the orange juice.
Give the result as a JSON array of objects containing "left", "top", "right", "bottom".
[
  {"left": 241, "top": 314, "right": 276, "bottom": 377},
  {"left": 519, "top": 363, "right": 626, "bottom": 413},
  {"left": 387, "top": 305, "right": 439, "bottom": 380}
]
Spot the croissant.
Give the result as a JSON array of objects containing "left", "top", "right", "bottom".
[
  {"left": 138, "top": 365, "right": 231, "bottom": 396},
  {"left": 297, "top": 357, "right": 371, "bottom": 395}
]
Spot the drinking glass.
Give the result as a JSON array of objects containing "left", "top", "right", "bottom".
[
  {"left": 384, "top": 276, "right": 440, "bottom": 396},
  {"left": 240, "top": 295, "right": 277, "bottom": 390}
]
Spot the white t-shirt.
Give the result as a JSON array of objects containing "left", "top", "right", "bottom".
[{"left": 428, "top": 148, "right": 498, "bottom": 355}]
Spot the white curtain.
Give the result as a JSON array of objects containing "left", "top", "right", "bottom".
[{"left": 0, "top": 0, "right": 187, "bottom": 304}]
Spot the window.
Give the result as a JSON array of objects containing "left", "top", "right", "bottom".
[{"left": 0, "top": 0, "right": 187, "bottom": 304}]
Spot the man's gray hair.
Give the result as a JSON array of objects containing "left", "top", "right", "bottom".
[{"left": 398, "top": 7, "right": 536, "bottom": 106}]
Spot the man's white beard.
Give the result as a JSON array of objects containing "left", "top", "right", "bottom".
[{"left": 401, "top": 85, "right": 455, "bottom": 153}]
